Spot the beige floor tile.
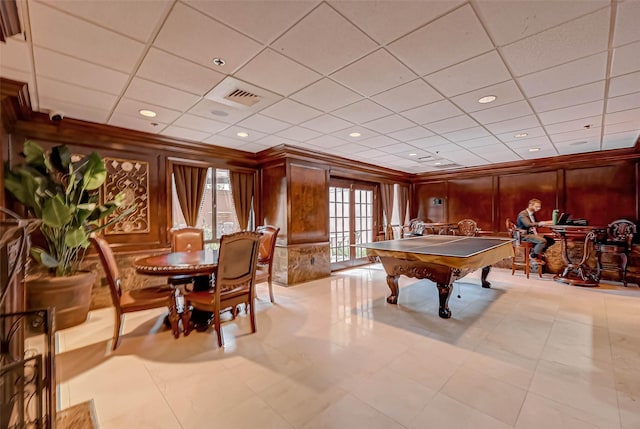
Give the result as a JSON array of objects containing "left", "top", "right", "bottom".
[{"left": 301, "top": 394, "right": 406, "bottom": 429}]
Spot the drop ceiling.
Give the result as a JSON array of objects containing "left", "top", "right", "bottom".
[{"left": 1, "top": 0, "right": 639, "bottom": 173}]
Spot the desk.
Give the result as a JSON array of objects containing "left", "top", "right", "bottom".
[
  {"left": 546, "top": 225, "right": 605, "bottom": 287},
  {"left": 358, "top": 236, "right": 514, "bottom": 318},
  {"left": 134, "top": 249, "right": 219, "bottom": 336}
]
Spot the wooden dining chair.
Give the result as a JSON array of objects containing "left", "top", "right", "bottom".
[
  {"left": 169, "top": 227, "right": 205, "bottom": 287},
  {"left": 254, "top": 225, "right": 280, "bottom": 303},
  {"left": 595, "top": 219, "right": 636, "bottom": 286},
  {"left": 453, "top": 219, "right": 479, "bottom": 236},
  {"left": 505, "top": 219, "right": 542, "bottom": 279},
  {"left": 184, "top": 231, "right": 260, "bottom": 347},
  {"left": 90, "top": 234, "right": 178, "bottom": 349}
]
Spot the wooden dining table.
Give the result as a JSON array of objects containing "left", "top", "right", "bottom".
[{"left": 134, "top": 249, "right": 219, "bottom": 337}]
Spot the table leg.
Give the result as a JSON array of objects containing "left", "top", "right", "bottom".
[
  {"left": 481, "top": 266, "right": 491, "bottom": 288},
  {"left": 168, "top": 294, "right": 180, "bottom": 339},
  {"left": 436, "top": 282, "right": 452, "bottom": 319},
  {"left": 386, "top": 274, "right": 399, "bottom": 304}
]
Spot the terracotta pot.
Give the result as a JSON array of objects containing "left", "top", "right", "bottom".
[{"left": 26, "top": 271, "right": 97, "bottom": 330}]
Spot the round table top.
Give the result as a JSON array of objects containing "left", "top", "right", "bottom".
[{"left": 134, "top": 249, "right": 219, "bottom": 276}]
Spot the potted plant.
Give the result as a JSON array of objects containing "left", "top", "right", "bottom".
[{"left": 4, "top": 140, "right": 126, "bottom": 329}]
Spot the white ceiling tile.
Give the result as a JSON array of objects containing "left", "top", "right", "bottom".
[
  {"left": 188, "top": 99, "right": 254, "bottom": 124},
  {"left": 219, "top": 126, "right": 267, "bottom": 142},
  {"left": 45, "top": 0, "right": 172, "bottom": 41},
  {"left": 136, "top": 48, "right": 225, "bottom": 96},
  {"left": 237, "top": 114, "right": 291, "bottom": 134},
  {"left": 356, "top": 148, "right": 388, "bottom": 159},
  {"left": 154, "top": 3, "right": 262, "bottom": 72},
  {"left": 271, "top": 4, "right": 377, "bottom": 74},
  {"left": 425, "top": 115, "right": 478, "bottom": 134},
  {"left": 300, "top": 114, "right": 352, "bottom": 133},
  {"left": 332, "top": 143, "right": 370, "bottom": 155},
  {"left": 450, "top": 80, "right": 524, "bottom": 113},
  {"left": 401, "top": 99, "right": 463, "bottom": 125},
  {"left": 261, "top": 99, "right": 323, "bottom": 125},
  {"left": 306, "top": 135, "right": 350, "bottom": 148},
  {"left": 161, "top": 125, "right": 211, "bottom": 142},
  {"left": 38, "top": 96, "right": 111, "bottom": 124},
  {"left": 501, "top": 8, "right": 610, "bottom": 76},
  {"left": 441, "top": 126, "right": 491, "bottom": 143},
  {"left": 371, "top": 79, "right": 442, "bottom": 112},
  {"left": 474, "top": 0, "right": 608, "bottom": 46},
  {"left": 330, "top": 0, "right": 463, "bottom": 45},
  {"left": 108, "top": 113, "right": 166, "bottom": 134},
  {"left": 421, "top": 142, "right": 463, "bottom": 154},
  {"left": 496, "top": 127, "right": 547, "bottom": 143},
  {"left": 472, "top": 143, "right": 511, "bottom": 154},
  {"left": 331, "top": 49, "right": 417, "bottom": 97},
  {"left": 425, "top": 51, "right": 511, "bottom": 97},
  {"left": 363, "top": 115, "right": 415, "bottom": 134},
  {"left": 550, "top": 127, "right": 601, "bottom": 144},
  {"left": 470, "top": 100, "right": 533, "bottom": 124},
  {"left": 257, "top": 135, "right": 300, "bottom": 148},
  {"left": 388, "top": 5, "right": 493, "bottom": 76},
  {"left": 379, "top": 142, "right": 419, "bottom": 154},
  {"left": 408, "top": 135, "right": 452, "bottom": 149},
  {"left": 456, "top": 136, "right": 501, "bottom": 148},
  {"left": 33, "top": 47, "right": 128, "bottom": 95},
  {"left": 125, "top": 77, "right": 201, "bottom": 111},
  {"left": 235, "top": 48, "right": 321, "bottom": 96},
  {"left": 235, "top": 142, "right": 270, "bottom": 153},
  {"left": 605, "top": 118, "right": 640, "bottom": 134},
  {"left": 275, "top": 126, "right": 322, "bottom": 142},
  {"left": 518, "top": 53, "right": 608, "bottom": 98},
  {"left": 37, "top": 76, "right": 117, "bottom": 111},
  {"left": 544, "top": 116, "right": 602, "bottom": 135},
  {"left": 202, "top": 135, "right": 246, "bottom": 149},
  {"left": 185, "top": 0, "right": 317, "bottom": 43},
  {"left": 602, "top": 131, "right": 639, "bottom": 149},
  {"left": 485, "top": 115, "right": 541, "bottom": 134},
  {"left": 290, "top": 78, "right": 362, "bottom": 112},
  {"left": 0, "top": 38, "right": 32, "bottom": 73},
  {"left": 332, "top": 126, "right": 379, "bottom": 141},
  {"left": 505, "top": 136, "right": 552, "bottom": 150},
  {"left": 173, "top": 114, "right": 229, "bottom": 134},
  {"left": 611, "top": 41, "right": 640, "bottom": 77},
  {"left": 114, "top": 98, "right": 182, "bottom": 124},
  {"left": 29, "top": 1, "right": 146, "bottom": 73},
  {"left": 538, "top": 101, "right": 604, "bottom": 125},
  {"left": 556, "top": 140, "right": 602, "bottom": 155},
  {"left": 332, "top": 100, "right": 392, "bottom": 124},
  {"left": 613, "top": 0, "right": 640, "bottom": 47},
  {"left": 607, "top": 92, "right": 640, "bottom": 113},
  {"left": 515, "top": 147, "right": 558, "bottom": 160},
  {"left": 608, "top": 71, "right": 640, "bottom": 97},
  {"left": 387, "top": 127, "right": 435, "bottom": 142},
  {"left": 529, "top": 81, "right": 605, "bottom": 113},
  {"left": 357, "top": 135, "right": 398, "bottom": 149}
]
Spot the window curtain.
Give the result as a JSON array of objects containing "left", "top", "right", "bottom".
[
  {"left": 173, "top": 164, "right": 208, "bottom": 227},
  {"left": 380, "top": 183, "right": 394, "bottom": 240},
  {"left": 397, "top": 185, "right": 409, "bottom": 228},
  {"left": 230, "top": 171, "right": 254, "bottom": 230}
]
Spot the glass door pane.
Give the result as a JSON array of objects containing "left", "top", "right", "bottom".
[{"left": 329, "top": 186, "right": 350, "bottom": 264}]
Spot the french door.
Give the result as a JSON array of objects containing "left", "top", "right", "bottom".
[{"left": 329, "top": 179, "right": 377, "bottom": 270}]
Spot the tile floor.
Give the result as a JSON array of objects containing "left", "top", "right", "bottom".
[{"left": 54, "top": 265, "right": 640, "bottom": 428}]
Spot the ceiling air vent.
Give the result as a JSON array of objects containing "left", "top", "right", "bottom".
[
  {"left": 434, "top": 162, "right": 462, "bottom": 169},
  {"left": 223, "top": 89, "right": 262, "bottom": 107},
  {"left": 204, "top": 76, "right": 280, "bottom": 111}
]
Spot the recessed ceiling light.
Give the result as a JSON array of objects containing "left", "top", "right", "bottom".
[
  {"left": 514, "top": 133, "right": 528, "bottom": 138},
  {"left": 409, "top": 153, "right": 417, "bottom": 156},
  {"left": 349, "top": 132, "right": 361, "bottom": 137},
  {"left": 434, "top": 162, "right": 442, "bottom": 165},
  {"left": 237, "top": 132, "right": 249, "bottom": 138},
  {"left": 478, "top": 95, "right": 497, "bottom": 104},
  {"left": 139, "top": 109, "right": 156, "bottom": 118},
  {"left": 212, "top": 58, "right": 225, "bottom": 66},
  {"left": 529, "top": 148, "right": 540, "bottom": 152}
]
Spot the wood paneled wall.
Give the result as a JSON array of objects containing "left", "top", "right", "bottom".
[{"left": 415, "top": 160, "right": 639, "bottom": 233}]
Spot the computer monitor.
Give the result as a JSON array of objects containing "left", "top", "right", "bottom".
[{"left": 557, "top": 213, "right": 570, "bottom": 225}]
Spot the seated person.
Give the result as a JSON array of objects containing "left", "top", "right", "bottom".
[{"left": 516, "top": 198, "right": 555, "bottom": 265}]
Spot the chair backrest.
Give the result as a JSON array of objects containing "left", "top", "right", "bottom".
[
  {"left": 171, "top": 227, "right": 204, "bottom": 252},
  {"left": 89, "top": 234, "right": 123, "bottom": 309},
  {"left": 456, "top": 219, "right": 478, "bottom": 236},
  {"left": 505, "top": 218, "right": 521, "bottom": 244},
  {"left": 606, "top": 219, "right": 636, "bottom": 245},
  {"left": 216, "top": 231, "right": 261, "bottom": 296},
  {"left": 256, "top": 225, "right": 280, "bottom": 267}
]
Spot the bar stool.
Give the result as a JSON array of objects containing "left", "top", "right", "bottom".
[{"left": 506, "top": 219, "right": 542, "bottom": 279}]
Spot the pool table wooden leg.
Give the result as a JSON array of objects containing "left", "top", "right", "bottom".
[
  {"left": 481, "top": 266, "right": 491, "bottom": 288},
  {"left": 436, "top": 282, "right": 452, "bottom": 319},
  {"left": 385, "top": 275, "right": 399, "bottom": 304}
]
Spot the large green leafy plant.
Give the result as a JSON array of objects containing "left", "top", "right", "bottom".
[{"left": 4, "top": 140, "right": 125, "bottom": 277}]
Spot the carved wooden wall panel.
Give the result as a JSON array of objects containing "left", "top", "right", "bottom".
[
  {"left": 103, "top": 157, "right": 150, "bottom": 234},
  {"left": 448, "top": 176, "right": 494, "bottom": 230},
  {"left": 565, "top": 163, "right": 636, "bottom": 226},
  {"left": 288, "top": 162, "right": 329, "bottom": 244},
  {"left": 498, "top": 170, "right": 558, "bottom": 231},
  {"left": 260, "top": 162, "right": 287, "bottom": 243}
]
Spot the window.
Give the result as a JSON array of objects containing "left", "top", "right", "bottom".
[{"left": 172, "top": 167, "right": 246, "bottom": 243}]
